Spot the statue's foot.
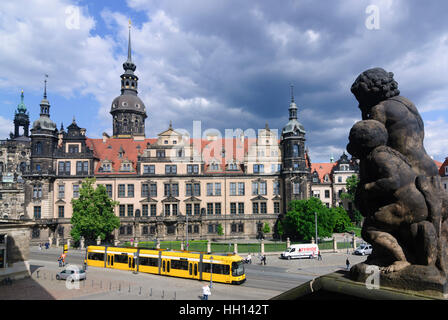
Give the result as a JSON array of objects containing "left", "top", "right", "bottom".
[{"left": 380, "top": 260, "right": 411, "bottom": 274}]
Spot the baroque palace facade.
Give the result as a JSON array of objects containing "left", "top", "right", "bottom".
[{"left": 1, "top": 27, "right": 366, "bottom": 245}]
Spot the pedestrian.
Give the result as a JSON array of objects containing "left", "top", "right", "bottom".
[
  {"left": 38, "top": 243, "right": 42, "bottom": 251},
  {"left": 346, "top": 257, "right": 350, "bottom": 270},
  {"left": 45, "top": 242, "right": 49, "bottom": 250},
  {"left": 262, "top": 255, "right": 267, "bottom": 265},
  {"left": 202, "top": 284, "right": 211, "bottom": 300},
  {"left": 58, "top": 255, "right": 62, "bottom": 267},
  {"left": 245, "top": 253, "right": 252, "bottom": 264},
  {"left": 318, "top": 252, "right": 322, "bottom": 261}
]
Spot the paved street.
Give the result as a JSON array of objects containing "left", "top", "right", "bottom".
[{"left": 0, "top": 246, "right": 368, "bottom": 300}]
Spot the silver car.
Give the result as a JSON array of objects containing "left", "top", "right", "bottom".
[
  {"left": 354, "top": 244, "right": 373, "bottom": 255},
  {"left": 56, "top": 268, "right": 86, "bottom": 281}
]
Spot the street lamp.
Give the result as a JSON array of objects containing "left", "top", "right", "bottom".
[
  {"left": 185, "top": 213, "right": 189, "bottom": 250},
  {"left": 314, "top": 212, "right": 318, "bottom": 245},
  {"left": 210, "top": 256, "right": 213, "bottom": 288}
]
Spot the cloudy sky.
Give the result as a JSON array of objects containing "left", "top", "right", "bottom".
[{"left": 0, "top": 0, "right": 447, "bottom": 163}]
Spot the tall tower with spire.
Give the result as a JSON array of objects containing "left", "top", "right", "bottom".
[
  {"left": 13, "top": 90, "right": 30, "bottom": 139},
  {"left": 280, "top": 85, "right": 310, "bottom": 207},
  {"left": 110, "top": 20, "right": 148, "bottom": 140},
  {"left": 30, "top": 76, "right": 58, "bottom": 174}
]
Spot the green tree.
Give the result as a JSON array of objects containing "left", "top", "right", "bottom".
[
  {"left": 216, "top": 223, "right": 224, "bottom": 236},
  {"left": 330, "top": 206, "right": 353, "bottom": 233},
  {"left": 262, "top": 223, "right": 271, "bottom": 234},
  {"left": 281, "top": 197, "right": 336, "bottom": 241},
  {"left": 340, "top": 174, "right": 363, "bottom": 225},
  {"left": 70, "top": 178, "right": 120, "bottom": 243}
]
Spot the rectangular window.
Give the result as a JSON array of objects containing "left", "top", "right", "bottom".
[
  {"left": 207, "top": 183, "right": 213, "bottom": 196},
  {"left": 73, "top": 184, "right": 80, "bottom": 198},
  {"left": 149, "top": 183, "right": 157, "bottom": 197},
  {"left": 65, "top": 161, "right": 71, "bottom": 175},
  {"left": 34, "top": 206, "right": 41, "bottom": 219},
  {"left": 187, "top": 164, "right": 199, "bottom": 174},
  {"left": 165, "top": 165, "right": 177, "bottom": 174},
  {"left": 172, "top": 204, "right": 178, "bottom": 216},
  {"left": 293, "top": 182, "right": 300, "bottom": 195},
  {"left": 58, "top": 162, "right": 65, "bottom": 175},
  {"left": 259, "top": 181, "right": 267, "bottom": 195},
  {"left": 186, "top": 183, "right": 193, "bottom": 196},
  {"left": 253, "top": 164, "right": 264, "bottom": 173},
  {"left": 238, "top": 182, "right": 245, "bottom": 195},
  {"left": 230, "top": 202, "right": 237, "bottom": 215},
  {"left": 215, "top": 183, "right": 221, "bottom": 196},
  {"left": 252, "top": 202, "right": 259, "bottom": 214},
  {"left": 76, "top": 161, "right": 83, "bottom": 175},
  {"left": 230, "top": 183, "right": 236, "bottom": 196},
  {"left": 83, "top": 161, "right": 88, "bottom": 174},
  {"left": 172, "top": 184, "right": 179, "bottom": 197},
  {"left": 194, "top": 183, "right": 201, "bottom": 196},
  {"left": 105, "top": 184, "right": 112, "bottom": 198},
  {"left": 141, "top": 184, "right": 149, "bottom": 197},
  {"left": 207, "top": 203, "right": 213, "bottom": 215},
  {"left": 127, "top": 184, "right": 134, "bottom": 197},
  {"left": 118, "top": 184, "right": 126, "bottom": 197},
  {"left": 273, "top": 181, "right": 280, "bottom": 195},
  {"left": 143, "top": 165, "right": 155, "bottom": 174},
  {"left": 68, "top": 144, "right": 79, "bottom": 153},
  {"left": 194, "top": 203, "right": 200, "bottom": 215},
  {"left": 150, "top": 204, "right": 157, "bottom": 216},
  {"left": 252, "top": 182, "right": 259, "bottom": 195},
  {"left": 156, "top": 150, "right": 165, "bottom": 158},
  {"left": 142, "top": 204, "right": 148, "bottom": 216},
  {"left": 238, "top": 202, "right": 245, "bottom": 215},
  {"left": 325, "top": 190, "right": 330, "bottom": 198},
  {"left": 186, "top": 203, "right": 192, "bottom": 216},
  {"left": 274, "top": 202, "right": 280, "bottom": 214},
  {"left": 58, "top": 185, "right": 65, "bottom": 199},
  {"left": 165, "top": 204, "right": 171, "bottom": 216},
  {"left": 215, "top": 203, "right": 221, "bottom": 215},
  {"left": 33, "top": 185, "right": 43, "bottom": 199},
  {"left": 127, "top": 204, "right": 134, "bottom": 217},
  {"left": 260, "top": 202, "right": 267, "bottom": 214},
  {"left": 58, "top": 206, "right": 64, "bottom": 218},
  {"left": 119, "top": 205, "right": 126, "bottom": 217}
]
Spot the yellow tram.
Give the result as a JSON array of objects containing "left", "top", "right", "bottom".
[{"left": 85, "top": 246, "right": 246, "bottom": 284}]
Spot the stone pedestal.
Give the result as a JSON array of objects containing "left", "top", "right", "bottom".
[
  {"left": 80, "top": 237, "right": 85, "bottom": 250},
  {"left": 233, "top": 243, "right": 238, "bottom": 254},
  {"left": 271, "top": 270, "right": 447, "bottom": 300},
  {"left": 207, "top": 241, "right": 211, "bottom": 253}
]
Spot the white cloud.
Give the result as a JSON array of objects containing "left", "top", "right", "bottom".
[{"left": 423, "top": 118, "right": 448, "bottom": 161}]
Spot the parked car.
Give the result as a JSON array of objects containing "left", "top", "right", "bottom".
[
  {"left": 56, "top": 268, "right": 86, "bottom": 281},
  {"left": 354, "top": 243, "right": 372, "bottom": 255}
]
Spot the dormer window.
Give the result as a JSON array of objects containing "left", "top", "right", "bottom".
[
  {"left": 156, "top": 150, "right": 165, "bottom": 158},
  {"left": 445, "top": 166, "right": 448, "bottom": 176},
  {"left": 340, "top": 164, "right": 349, "bottom": 171},
  {"left": 120, "top": 162, "right": 132, "bottom": 172},
  {"left": 102, "top": 163, "right": 112, "bottom": 172},
  {"left": 68, "top": 144, "right": 79, "bottom": 153},
  {"left": 210, "top": 163, "right": 219, "bottom": 171}
]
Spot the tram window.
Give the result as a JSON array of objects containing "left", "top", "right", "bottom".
[
  {"left": 88, "top": 252, "right": 104, "bottom": 261},
  {"left": 139, "top": 257, "right": 158, "bottom": 267},
  {"left": 202, "top": 263, "right": 229, "bottom": 275},
  {"left": 232, "top": 261, "right": 245, "bottom": 276},
  {"left": 114, "top": 254, "right": 129, "bottom": 264},
  {"left": 171, "top": 260, "right": 188, "bottom": 270}
]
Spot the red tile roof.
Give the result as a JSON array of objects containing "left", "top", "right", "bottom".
[{"left": 310, "top": 162, "right": 337, "bottom": 182}]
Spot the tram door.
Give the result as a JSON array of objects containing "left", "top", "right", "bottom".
[
  {"left": 107, "top": 254, "right": 114, "bottom": 268},
  {"left": 189, "top": 262, "right": 199, "bottom": 279},
  {"left": 161, "top": 259, "right": 171, "bottom": 275},
  {"left": 128, "top": 255, "right": 136, "bottom": 271}
]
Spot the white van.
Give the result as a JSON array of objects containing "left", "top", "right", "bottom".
[{"left": 281, "top": 243, "right": 319, "bottom": 260}]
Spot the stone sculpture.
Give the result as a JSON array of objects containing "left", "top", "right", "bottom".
[{"left": 347, "top": 67, "right": 448, "bottom": 295}]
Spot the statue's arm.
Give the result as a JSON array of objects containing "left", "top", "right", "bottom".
[
  {"left": 364, "top": 154, "right": 400, "bottom": 193},
  {"left": 369, "top": 104, "right": 387, "bottom": 124}
]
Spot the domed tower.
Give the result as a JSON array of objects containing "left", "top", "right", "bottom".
[
  {"left": 13, "top": 90, "right": 30, "bottom": 139},
  {"left": 281, "top": 85, "right": 310, "bottom": 206},
  {"left": 30, "top": 77, "right": 58, "bottom": 174},
  {"left": 110, "top": 21, "right": 147, "bottom": 140}
]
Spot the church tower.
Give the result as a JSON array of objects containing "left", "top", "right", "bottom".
[
  {"left": 110, "top": 20, "right": 148, "bottom": 140},
  {"left": 281, "top": 86, "right": 310, "bottom": 208},
  {"left": 13, "top": 90, "right": 30, "bottom": 139}
]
